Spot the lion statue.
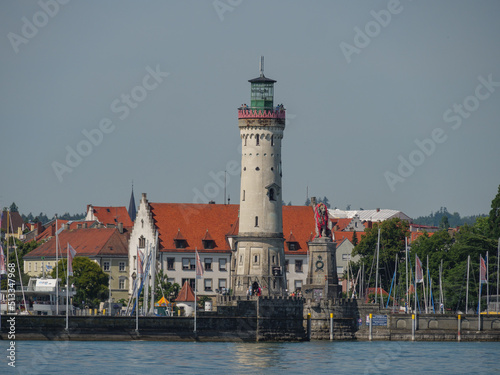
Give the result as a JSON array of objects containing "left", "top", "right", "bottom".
[{"left": 314, "top": 202, "right": 331, "bottom": 238}]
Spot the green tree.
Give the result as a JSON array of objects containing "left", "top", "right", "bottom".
[
  {"left": 489, "top": 184, "right": 500, "bottom": 239},
  {"left": 351, "top": 230, "right": 358, "bottom": 247},
  {"left": 154, "top": 269, "right": 180, "bottom": 301},
  {"left": 9, "top": 202, "right": 19, "bottom": 212},
  {"left": 51, "top": 257, "right": 109, "bottom": 308},
  {"left": 440, "top": 215, "right": 450, "bottom": 230}
]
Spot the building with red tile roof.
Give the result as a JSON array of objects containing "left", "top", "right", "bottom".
[
  {"left": 176, "top": 281, "right": 195, "bottom": 302},
  {"left": 24, "top": 226, "right": 131, "bottom": 301},
  {"left": 128, "top": 194, "right": 318, "bottom": 297},
  {"left": 85, "top": 205, "right": 134, "bottom": 228}
]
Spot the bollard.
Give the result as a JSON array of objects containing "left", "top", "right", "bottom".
[
  {"left": 369, "top": 313, "right": 373, "bottom": 341},
  {"left": 412, "top": 314, "right": 415, "bottom": 341},
  {"left": 307, "top": 313, "right": 311, "bottom": 341},
  {"left": 458, "top": 314, "right": 461, "bottom": 342},
  {"left": 329, "top": 313, "right": 334, "bottom": 341}
]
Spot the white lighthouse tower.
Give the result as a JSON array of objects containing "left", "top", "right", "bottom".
[{"left": 232, "top": 57, "right": 287, "bottom": 297}]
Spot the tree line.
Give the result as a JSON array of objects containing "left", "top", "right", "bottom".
[{"left": 351, "top": 184, "right": 500, "bottom": 313}]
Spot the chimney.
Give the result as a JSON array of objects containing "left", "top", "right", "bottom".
[
  {"left": 376, "top": 208, "right": 380, "bottom": 212},
  {"left": 311, "top": 197, "right": 317, "bottom": 207},
  {"left": 118, "top": 222, "right": 123, "bottom": 234}
]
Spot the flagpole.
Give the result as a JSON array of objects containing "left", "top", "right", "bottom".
[
  {"left": 414, "top": 254, "right": 417, "bottom": 328},
  {"left": 65, "top": 243, "right": 69, "bottom": 331},
  {"left": 194, "top": 248, "right": 198, "bottom": 334},
  {"left": 497, "top": 238, "right": 499, "bottom": 313},
  {"left": 486, "top": 251, "right": 489, "bottom": 314},
  {"left": 405, "top": 238, "right": 409, "bottom": 314},
  {"left": 375, "top": 228, "right": 380, "bottom": 305},
  {"left": 56, "top": 217, "right": 59, "bottom": 315},
  {"left": 136, "top": 247, "right": 139, "bottom": 332},
  {"left": 478, "top": 255, "right": 482, "bottom": 330},
  {"left": 466, "top": 255, "right": 470, "bottom": 314},
  {"left": 440, "top": 259, "right": 444, "bottom": 314}
]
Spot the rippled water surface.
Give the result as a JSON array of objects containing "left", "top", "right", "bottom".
[{"left": 5, "top": 340, "right": 500, "bottom": 374}]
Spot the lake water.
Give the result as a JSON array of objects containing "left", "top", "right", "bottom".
[{"left": 4, "top": 340, "right": 500, "bottom": 374}]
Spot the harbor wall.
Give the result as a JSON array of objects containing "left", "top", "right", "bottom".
[{"left": 0, "top": 296, "right": 306, "bottom": 342}]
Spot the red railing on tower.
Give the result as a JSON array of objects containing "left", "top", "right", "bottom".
[{"left": 238, "top": 107, "right": 286, "bottom": 119}]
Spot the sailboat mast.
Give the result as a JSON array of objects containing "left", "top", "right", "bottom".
[
  {"left": 497, "top": 238, "right": 499, "bottom": 313},
  {"left": 375, "top": 228, "right": 380, "bottom": 305},
  {"left": 405, "top": 237, "right": 409, "bottom": 313},
  {"left": 56, "top": 216, "right": 59, "bottom": 315}
]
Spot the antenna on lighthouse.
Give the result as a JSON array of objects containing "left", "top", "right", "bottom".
[{"left": 260, "top": 56, "right": 264, "bottom": 77}]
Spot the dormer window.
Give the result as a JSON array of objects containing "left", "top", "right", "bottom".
[
  {"left": 203, "top": 240, "right": 215, "bottom": 249},
  {"left": 175, "top": 239, "right": 187, "bottom": 249},
  {"left": 286, "top": 231, "right": 300, "bottom": 251},
  {"left": 202, "top": 230, "right": 215, "bottom": 249},
  {"left": 174, "top": 229, "right": 188, "bottom": 249}
]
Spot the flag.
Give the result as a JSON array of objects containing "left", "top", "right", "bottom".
[
  {"left": 480, "top": 255, "right": 487, "bottom": 284},
  {"left": 67, "top": 243, "right": 77, "bottom": 276},
  {"left": 195, "top": 250, "right": 203, "bottom": 279},
  {"left": 0, "top": 243, "right": 6, "bottom": 275},
  {"left": 415, "top": 255, "right": 424, "bottom": 283},
  {"left": 137, "top": 249, "right": 144, "bottom": 278}
]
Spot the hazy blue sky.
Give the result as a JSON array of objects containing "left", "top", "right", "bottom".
[{"left": 1, "top": 0, "right": 499, "bottom": 219}]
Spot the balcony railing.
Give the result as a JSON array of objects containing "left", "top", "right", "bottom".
[{"left": 238, "top": 107, "right": 286, "bottom": 119}]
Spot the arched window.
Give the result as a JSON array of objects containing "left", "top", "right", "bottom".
[
  {"left": 139, "top": 236, "right": 145, "bottom": 249},
  {"left": 256, "top": 134, "right": 260, "bottom": 146},
  {"left": 271, "top": 135, "right": 274, "bottom": 146},
  {"left": 255, "top": 216, "right": 259, "bottom": 227}
]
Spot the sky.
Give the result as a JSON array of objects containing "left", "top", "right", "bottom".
[{"left": 1, "top": 0, "right": 499, "bottom": 220}]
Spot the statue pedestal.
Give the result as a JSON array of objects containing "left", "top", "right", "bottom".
[{"left": 303, "top": 236, "right": 340, "bottom": 300}]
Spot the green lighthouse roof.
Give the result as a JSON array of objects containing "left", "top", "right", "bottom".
[{"left": 248, "top": 75, "right": 276, "bottom": 83}]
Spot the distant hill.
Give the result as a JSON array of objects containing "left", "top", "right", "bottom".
[{"left": 412, "top": 207, "right": 485, "bottom": 227}]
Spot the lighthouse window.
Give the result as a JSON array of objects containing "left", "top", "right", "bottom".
[
  {"left": 269, "top": 188, "right": 275, "bottom": 201},
  {"left": 255, "top": 216, "right": 259, "bottom": 227},
  {"left": 256, "top": 134, "right": 260, "bottom": 146}
]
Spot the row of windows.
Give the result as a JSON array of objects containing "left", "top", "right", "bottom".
[
  {"left": 244, "top": 135, "right": 275, "bottom": 146},
  {"left": 27, "top": 261, "right": 126, "bottom": 273},
  {"left": 167, "top": 258, "right": 227, "bottom": 271},
  {"left": 103, "top": 261, "right": 126, "bottom": 272},
  {"left": 180, "top": 278, "right": 227, "bottom": 292},
  {"left": 140, "top": 237, "right": 216, "bottom": 250}
]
